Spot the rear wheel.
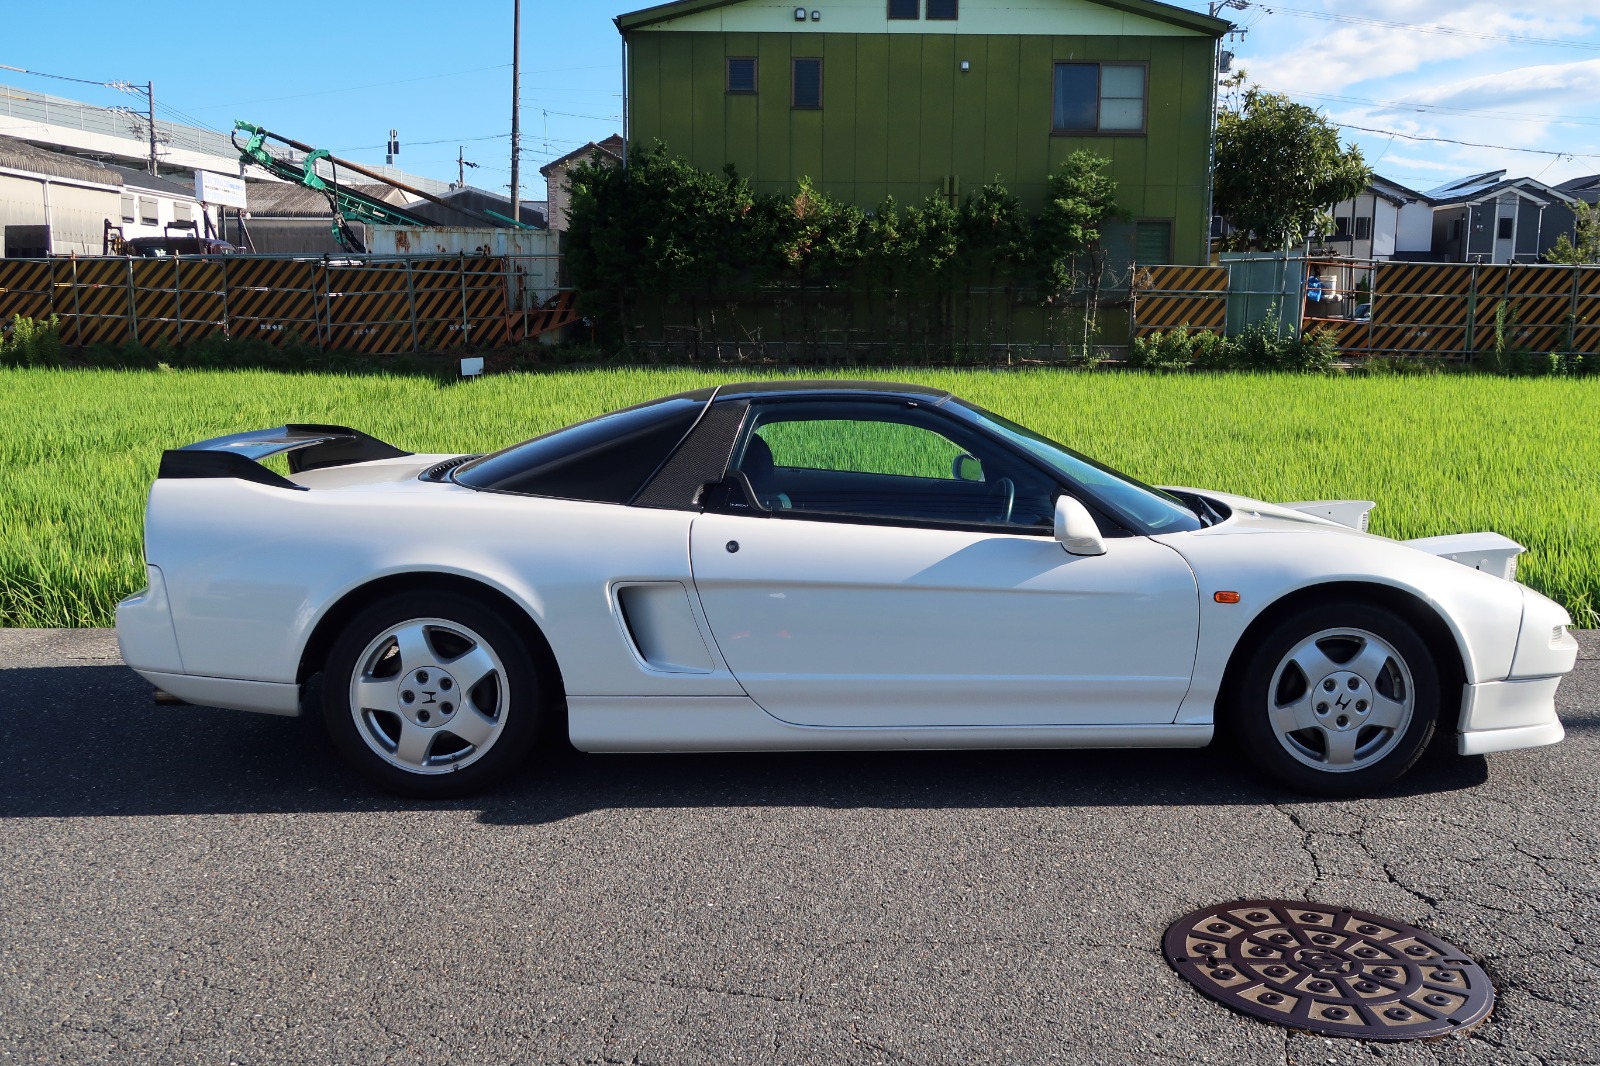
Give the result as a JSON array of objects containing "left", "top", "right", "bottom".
[
  {"left": 322, "top": 592, "right": 542, "bottom": 798},
  {"left": 1234, "top": 602, "right": 1439, "bottom": 796}
]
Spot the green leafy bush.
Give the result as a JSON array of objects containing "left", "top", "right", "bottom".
[
  {"left": 1126, "top": 325, "right": 1226, "bottom": 372},
  {"left": 1282, "top": 326, "right": 1340, "bottom": 374},
  {"left": 0, "top": 314, "right": 63, "bottom": 366}
]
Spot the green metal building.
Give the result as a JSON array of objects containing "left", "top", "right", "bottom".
[{"left": 616, "top": 0, "right": 1229, "bottom": 266}]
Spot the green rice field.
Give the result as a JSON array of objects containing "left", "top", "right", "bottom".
[{"left": 2, "top": 367, "right": 1598, "bottom": 628}]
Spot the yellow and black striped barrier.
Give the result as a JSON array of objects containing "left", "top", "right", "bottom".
[
  {"left": 1130, "top": 265, "right": 1228, "bottom": 335},
  {"left": 0, "top": 253, "right": 519, "bottom": 355}
]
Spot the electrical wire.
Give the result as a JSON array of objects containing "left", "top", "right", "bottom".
[
  {"left": 191, "top": 62, "right": 617, "bottom": 112},
  {"left": 0, "top": 63, "right": 127, "bottom": 88},
  {"left": 1267, "top": 86, "right": 1600, "bottom": 129},
  {"left": 1334, "top": 120, "right": 1600, "bottom": 161}
]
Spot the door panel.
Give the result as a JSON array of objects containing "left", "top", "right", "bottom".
[{"left": 689, "top": 512, "right": 1200, "bottom": 727}]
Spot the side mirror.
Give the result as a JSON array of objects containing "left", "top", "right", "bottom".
[
  {"left": 1055, "top": 495, "right": 1106, "bottom": 556},
  {"left": 952, "top": 453, "right": 983, "bottom": 482}
]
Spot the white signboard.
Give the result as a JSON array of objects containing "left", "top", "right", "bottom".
[{"left": 194, "top": 170, "right": 248, "bottom": 209}]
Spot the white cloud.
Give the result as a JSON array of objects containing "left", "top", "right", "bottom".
[
  {"left": 1234, "top": 1, "right": 1597, "bottom": 94},
  {"left": 1404, "top": 57, "right": 1600, "bottom": 110},
  {"left": 1211, "top": 0, "right": 1600, "bottom": 185}
]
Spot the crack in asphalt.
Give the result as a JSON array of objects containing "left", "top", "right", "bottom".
[{"left": 1276, "top": 805, "right": 1326, "bottom": 901}]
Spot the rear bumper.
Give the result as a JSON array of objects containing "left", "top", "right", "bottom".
[
  {"left": 1458, "top": 676, "right": 1566, "bottom": 756},
  {"left": 115, "top": 566, "right": 183, "bottom": 674}
]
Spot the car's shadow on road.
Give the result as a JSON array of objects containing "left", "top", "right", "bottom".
[{"left": 1, "top": 664, "right": 1491, "bottom": 823}]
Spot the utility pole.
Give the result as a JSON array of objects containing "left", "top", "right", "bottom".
[
  {"left": 145, "top": 80, "right": 158, "bottom": 176},
  {"left": 509, "top": 0, "right": 522, "bottom": 225},
  {"left": 455, "top": 146, "right": 479, "bottom": 190}
]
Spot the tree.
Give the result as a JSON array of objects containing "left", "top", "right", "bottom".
[
  {"left": 1031, "top": 151, "right": 1128, "bottom": 293},
  {"left": 1546, "top": 200, "right": 1600, "bottom": 265},
  {"left": 1213, "top": 83, "right": 1371, "bottom": 251},
  {"left": 565, "top": 142, "right": 766, "bottom": 341}
]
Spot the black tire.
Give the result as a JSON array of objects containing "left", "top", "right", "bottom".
[
  {"left": 322, "top": 591, "right": 543, "bottom": 799},
  {"left": 1232, "top": 601, "right": 1439, "bottom": 797}
]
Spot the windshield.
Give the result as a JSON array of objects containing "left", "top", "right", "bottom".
[{"left": 948, "top": 401, "right": 1202, "bottom": 534}]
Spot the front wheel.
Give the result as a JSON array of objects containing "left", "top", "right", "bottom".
[
  {"left": 322, "top": 592, "right": 542, "bottom": 798},
  {"left": 1233, "top": 602, "right": 1440, "bottom": 796}
]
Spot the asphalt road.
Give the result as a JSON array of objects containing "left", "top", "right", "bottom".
[{"left": 1, "top": 629, "right": 1596, "bottom": 1066}]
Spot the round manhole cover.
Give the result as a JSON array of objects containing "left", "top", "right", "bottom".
[{"left": 1163, "top": 900, "right": 1494, "bottom": 1040}]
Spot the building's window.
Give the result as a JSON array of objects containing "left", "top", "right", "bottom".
[
  {"left": 726, "top": 57, "right": 757, "bottom": 94},
  {"left": 1334, "top": 216, "right": 1350, "bottom": 237},
  {"left": 926, "top": 0, "right": 958, "bottom": 18},
  {"left": 138, "top": 197, "right": 159, "bottom": 226},
  {"left": 1449, "top": 218, "right": 1464, "bottom": 241},
  {"left": 792, "top": 58, "right": 822, "bottom": 109},
  {"left": 1353, "top": 216, "right": 1371, "bottom": 240},
  {"left": 888, "top": 0, "right": 919, "bottom": 18},
  {"left": 174, "top": 202, "right": 192, "bottom": 223},
  {"left": 1052, "top": 63, "right": 1145, "bottom": 134},
  {"left": 1497, "top": 217, "right": 1514, "bottom": 240},
  {"left": 120, "top": 195, "right": 135, "bottom": 224},
  {"left": 1135, "top": 219, "right": 1172, "bottom": 264}
]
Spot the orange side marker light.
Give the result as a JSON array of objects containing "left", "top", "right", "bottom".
[{"left": 1214, "top": 591, "right": 1241, "bottom": 604}]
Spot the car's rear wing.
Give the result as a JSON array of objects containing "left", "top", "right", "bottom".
[{"left": 157, "top": 425, "right": 412, "bottom": 491}]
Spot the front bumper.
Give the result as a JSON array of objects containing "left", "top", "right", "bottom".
[
  {"left": 1457, "top": 587, "right": 1578, "bottom": 756},
  {"left": 1458, "top": 676, "right": 1566, "bottom": 755}
]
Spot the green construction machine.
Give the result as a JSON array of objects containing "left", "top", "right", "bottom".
[{"left": 233, "top": 121, "right": 526, "bottom": 252}]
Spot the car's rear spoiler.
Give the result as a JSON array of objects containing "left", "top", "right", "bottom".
[{"left": 157, "top": 425, "right": 412, "bottom": 491}]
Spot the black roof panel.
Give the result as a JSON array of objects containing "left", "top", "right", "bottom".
[{"left": 711, "top": 380, "right": 950, "bottom": 403}]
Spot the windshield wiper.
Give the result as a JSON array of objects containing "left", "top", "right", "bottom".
[{"left": 1173, "top": 490, "right": 1221, "bottom": 527}]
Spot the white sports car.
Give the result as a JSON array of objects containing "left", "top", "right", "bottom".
[{"left": 117, "top": 380, "right": 1576, "bottom": 798}]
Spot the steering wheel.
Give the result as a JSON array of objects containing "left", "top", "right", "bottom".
[{"left": 987, "top": 476, "right": 1015, "bottom": 524}]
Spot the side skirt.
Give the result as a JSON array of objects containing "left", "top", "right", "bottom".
[{"left": 567, "top": 695, "right": 1214, "bottom": 753}]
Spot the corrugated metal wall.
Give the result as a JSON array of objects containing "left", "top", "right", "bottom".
[
  {"left": 626, "top": 30, "right": 1217, "bottom": 263},
  {"left": 0, "top": 174, "right": 119, "bottom": 256}
]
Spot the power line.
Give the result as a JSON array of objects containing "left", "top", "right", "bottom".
[
  {"left": 190, "top": 62, "right": 617, "bottom": 112},
  {"left": 1260, "top": 4, "right": 1600, "bottom": 51},
  {"left": 540, "top": 108, "right": 620, "bottom": 121},
  {"left": 1268, "top": 86, "right": 1600, "bottom": 129},
  {"left": 1334, "top": 121, "right": 1600, "bottom": 161},
  {"left": 0, "top": 62, "right": 125, "bottom": 88}
]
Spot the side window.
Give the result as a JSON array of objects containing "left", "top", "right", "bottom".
[
  {"left": 792, "top": 58, "right": 823, "bottom": 109},
  {"left": 730, "top": 403, "right": 1056, "bottom": 529},
  {"left": 757, "top": 419, "right": 965, "bottom": 479},
  {"left": 1134, "top": 219, "right": 1171, "bottom": 264},
  {"left": 1052, "top": 63, "right": 1146, "bottom": 135},
  {"left": 726, "top": 57, "right": 757, "bottom": 94}
]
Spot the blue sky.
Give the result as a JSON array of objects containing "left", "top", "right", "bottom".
[
  {"left": 3, "top": 0, "right": 1597, "bottom": 196},
  {"left": 1214, "top": 0, "right": 1600, "bottom": 191}
]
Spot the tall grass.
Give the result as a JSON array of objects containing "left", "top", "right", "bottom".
[{"left": 2, "top": 367, "right": 1597, "bottom": 627}]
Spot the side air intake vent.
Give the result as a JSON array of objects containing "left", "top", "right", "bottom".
[{"left": 419, "top": 455, "right": 481, "bottom": 483}]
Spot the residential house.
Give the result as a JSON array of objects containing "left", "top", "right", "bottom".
[
  {"left": 541, "top": 134, "right": 625, "bottom": 234},
  {"left": 1324, "top": 175, "right": 1433, "bottom": 262},
  {"left": 1555, "top": 173, "right": 1600, "bottom": 207},
  {"left": 616, "top": 0, "right": 1229, "bottom": 265},
  {"left": 1427, "top": 171, "right": 1578, "bottom": 264}
]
